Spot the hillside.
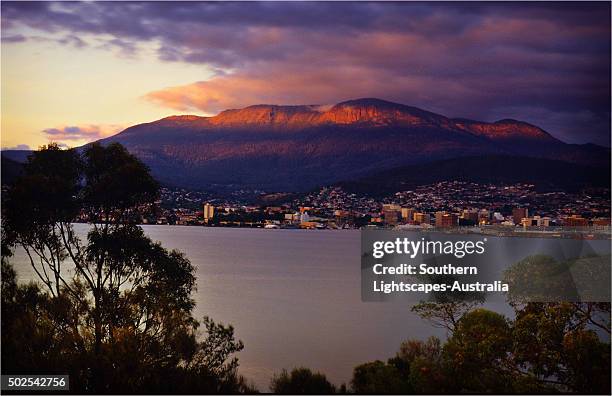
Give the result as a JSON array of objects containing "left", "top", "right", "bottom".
[
  {"left": 338, "top": 156, "right": 611, "bottom": 197},
  {"left": 1, "top": 155, "right": 25, "bottom": 185},
  {"left": 3, "top": 98, "right": 610, "bottom": 192}
]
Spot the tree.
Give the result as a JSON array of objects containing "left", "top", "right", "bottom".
[
  {"left": 503, "top": 255, "right": 611, "bottom": 393},
  {"left": 561, "top": 328, "right": 610, "bottom": 393},
  {"left": 2, "top": 143, "right": 251, "bottom": 393},
  {"left": 350, "top": 359, "right": 412, "bottom": 394},
  {"left": 443, "top": 309, "right": 514, "bottom": 393},
  {"left": 410, "top": 300, "right": 482, "bottom": 333},
  {"left": 511, "top": 302, "right": 610, "bottom": 394},
  {"left": 396, "top": 337, "right": 447, "bottom": 394},
  {"left": 412, "top": 306, "right": 610, "bottom": 393},
  {"left": 270, "top": 367, "right": 336, "bottom": 394},
  {"left": 411, "top": 273, "right": 485, "bottom": 333},
  {"left": 408, "top": 254, "right": 611, "bottom": 394}
]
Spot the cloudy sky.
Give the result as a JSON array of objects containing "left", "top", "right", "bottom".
[{"left": 1, "top": 1, "right": 610, "bottom": 148}]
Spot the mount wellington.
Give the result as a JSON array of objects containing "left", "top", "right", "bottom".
[{"left": 3, "top": 98, "right": 610, "bottom": 193}]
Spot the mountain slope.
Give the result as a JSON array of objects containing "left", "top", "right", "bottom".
[
  {"left": 96, "top": 98, "right": 608, "bottom": 191},
  {"left": 338, "top": 155, "right": 611, "bottom": 197},
  {"left": 1, "top": 155, "right": 25, "bottom": 185},
  {"left": 5, "top": 98, "right": 609, "bottom": 192}
]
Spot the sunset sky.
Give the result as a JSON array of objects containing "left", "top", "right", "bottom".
[{"left": 1, "top": 1, "right": 610, "bottom": 149}]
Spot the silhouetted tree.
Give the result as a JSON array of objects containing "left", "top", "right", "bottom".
[
  {"left": 404, "top": 255, "right": 612, "bottom": 394},
  {"left": 411, "top": 273, "right": 486, "bottom": 333},
  {"left": 2, "top": 143, "right": 252, "bottom": 393},
  {"left": 408, "top": 302, "right": 610, "bottom": 394},
  {"left": 396, "top": 337, "right": 446, "bottom": 394},
  {"left": 270, "top": 367, "right": 336, "bottom": 394},
  {"left": 351, "top": 360, "right": 411, "bottom": 394},
  {"left": 511, "top": 302, "right": 610, "bottom": 394},
  {"left": 442, "top": 309, "right": 514, "bottom": 393}
]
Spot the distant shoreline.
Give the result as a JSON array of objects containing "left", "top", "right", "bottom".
[{"left": 72, "top": 221, "right": 611, "bottom": 240}]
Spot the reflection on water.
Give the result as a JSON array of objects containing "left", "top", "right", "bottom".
[{"left": 9, "top": 224, "right": 513, "bottom": 390}]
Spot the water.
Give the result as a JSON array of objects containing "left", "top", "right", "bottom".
[{"left": 8, "top": 224, "right": 512, "bottom": 390}]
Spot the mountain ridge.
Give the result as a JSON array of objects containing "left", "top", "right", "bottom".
[
  {"left": 119, "top": 98, "right": 558, "bottom": 143},
  {"left": 3, "top": 98, "right": 609, "bottom": 192}
]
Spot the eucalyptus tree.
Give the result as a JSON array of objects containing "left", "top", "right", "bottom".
[{"left": 2, "top": 143, "right": 248, "bottom": 393}]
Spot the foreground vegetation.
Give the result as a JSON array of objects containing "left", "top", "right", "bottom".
[
  {"left": 272, "top": 301, "right": 609, "bottom": 394},
  {"left": 1, "top": 143, "right": 254, "bottom": 393}
]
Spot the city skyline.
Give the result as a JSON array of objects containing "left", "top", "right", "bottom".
[{"left": 1, "top": 2, "right": 610, "bottom": 149}]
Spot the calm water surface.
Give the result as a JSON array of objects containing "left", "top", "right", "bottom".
[{"left": 10, "top": 224, "right": 478, "bottom": 390}]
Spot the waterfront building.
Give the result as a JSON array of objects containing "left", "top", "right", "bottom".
[
  {"left": 435, "top": 211, "right": 458, "bottom": 228},
  {"left": 203, "top": 203, "right": 215, "bottom": 222},
  {"left": 401, "top": 207, "right": 415, "bottom": 221},
  {"left": 565, "top": 215, "right": 588, "bottom": 227},
  {"left": 512, "top": 207, "right": 529, "bottom": 225},
  {"left": 413, "top": 212, "right": 430, "bottom": 225}
]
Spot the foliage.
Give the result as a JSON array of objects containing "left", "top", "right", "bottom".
[
  {"left": 397, "top": 337, "right": 446, "bottom": 394},
  {"left": 410, "top": 300, "right": 480, "bottom": 333},
  {"left": 511, "top": 302, "right": 610, "bottom": 394},
  {"left": 343, "top": 302, "right": 610, "bottom": 394},
  {"left": 1, "top": 143, "right": 252, "bottom": 393},
  {"left": 410, "top": 273, "right": 485, "bottom": 333},
  {"left": 270, "top": 367, "right": 336, "bottom": 394},
  {"left": 503, "top": 254, "right": 611, "bottom": 303},
  {"left": 351, "top": 360, "right": 412, "bottom": 394},
  {"left": 443, "top": 309, "right": 513, "bottom": 392}
]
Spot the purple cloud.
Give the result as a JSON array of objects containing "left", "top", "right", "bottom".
[
  {"left": 42, "top": 124, "right": 123, "bottom": 144},
  {"left": 1, "top": 34, "right": 27, "bottom": 43},
  {"left": 1, "top": 144, "right": 31, "bottom": 151},
  {"left": 2, "top": 1, "right": 610, "bottom": 145},
  {"left": 57, "top": 34, "right": 87, "bottom": 48}
]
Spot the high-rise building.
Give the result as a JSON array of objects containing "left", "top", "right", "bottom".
[
  {"left": 401, "top": 207, "right": 415, "bottom": 222},
  {"left": 382, "top": 204, "right": 401, "bottom": 225},
  {"left": 512, "top": 208, "right": 528, "bottom": 225},
  {"left": 203, "top": 203, "right": 215, "bottom": 222},
  {"left": 383, "top": 210, "right": 400, "bottom": 225},
  {"left": 435, "top": 211, "right": 458, "bottom": 228},
  {"left": 413, "top": 212, "right": 430, "bottom": 225}
]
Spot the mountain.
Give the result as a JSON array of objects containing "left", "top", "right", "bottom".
[
  {"left": 1, "top": 155, "right": 25, "bottom": 185},
  {"left": 4, "top": 98, "right": 610, "bottom": 192},
  {"left": 338, "top": 155, "right": 611, "bottom": 197},
  {"left": 1, "top": 150, "right": 31, "bottom": 163}
]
